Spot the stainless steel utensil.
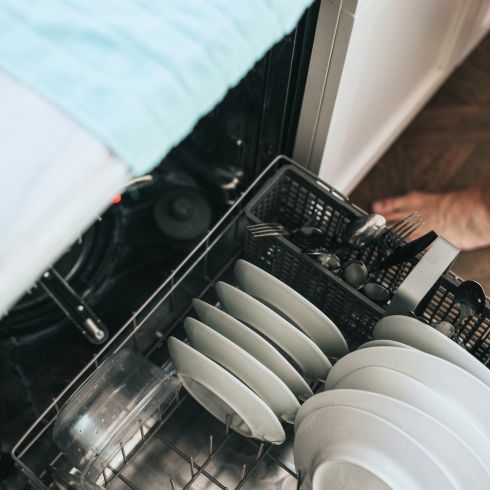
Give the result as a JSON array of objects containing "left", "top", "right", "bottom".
[
  {"left": 377, "top": 231, "right": 438, "bottom": 270},
  {"left": 303, "top": 247, "right": 330, "bottom": 256},
  {"left": 433, "top": 321, "right": 456, "bottom": 338},
  {"left": 378, "top": 212, "right": 424, "bottom": 256},
  {"left": 343, "top": 214, "right": 386, "bottom": 249},
  {"left": 247, "top": 222, "right": 324, "bottom": 237},
  {"left": 342, "top": 260, "right": 369, "bottom": 289},
  {"left": 362, "top": 283, "right": 391, "bottom": 302},
  {"left": 454, "top": 280, "right": 486, "bottom": 319},
  {"left": 453, "top": 280, "right": 486, "bottom": 340},
  {"left": 318, "top": 253, "right": 342, "bottom": 272},
  {"left": 303, "top": 247, "right": 341, "bottom": 272}
]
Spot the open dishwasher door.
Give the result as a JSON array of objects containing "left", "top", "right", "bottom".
[{"left": 0, "top": 0, "right": 317, "bottom": 317}]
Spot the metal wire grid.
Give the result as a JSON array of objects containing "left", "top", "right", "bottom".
[
  {"left": 12, "top": 156, "right": 307, "bottom": 490},
  {"left": 18, "top": 248, "right": 303, "bottom": 490},
  {"left": 418, "top": 273, "right": 490, "bottom": 365},
  {"left": 49, "top": 390, "right": 301, "bottom": 490}
]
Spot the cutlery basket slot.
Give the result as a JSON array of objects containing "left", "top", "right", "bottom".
[
  {"left": 416, "top": 274, "right": 490, "bottom": 364},
  {"left": 244, "top": 164, "right": 417, "bottom": 346},
  {"left": 244, "top": 164, "right": 490, "bottom": 361}
]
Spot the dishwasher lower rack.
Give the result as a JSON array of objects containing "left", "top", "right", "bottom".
[
  {"left": 12, "top": 156, "right": 318, "bottom": 490},
  {"left": 12, "top": 156, "right": 490, "bottom": 490}
]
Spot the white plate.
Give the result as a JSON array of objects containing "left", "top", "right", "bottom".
[
  {"left": 295, "top": 389, "right": 489, "bottom": 489},
  {"left": 357, "top": 339, "right": 414, "bottom": 350},
  {"left": 192, "top": 299, "right": 313, "bottom": 400},
  {"left": 374, "top": 315, "right": 490, "bottom": 388},
  {"left": 168, "top": 337, "right": 285, "bottom": 444},
  {"left": 234, "top": 259, "right": 348, "bottom": 358},
  {"left": 294, "top": 405, "right": 455, "bottom": 490},
  {"left": 216, "top": 281, "right": 331, "bottom": 379},
  {"left": 325, "top": 346, "right": 490, "bottom": 438},
  {"left": 325, "top": 365, "right": 490, "bottom": 470},
  {"left": 184, "top": 317, "right": 300, "bottom": 423},
  {"left": 312, "top": 460, "right": 390, "bottom": 490}
]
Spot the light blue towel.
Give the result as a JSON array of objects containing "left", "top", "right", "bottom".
[{"left": 0, "top": 0, "right": 313, "bottom": 175}]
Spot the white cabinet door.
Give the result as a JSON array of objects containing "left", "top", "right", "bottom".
[
  {"left": 451, "top": 0, "right": 490, "bottom": 68},
  {"left": 318, "top": 0, "right": 467, "bottom": 192}
]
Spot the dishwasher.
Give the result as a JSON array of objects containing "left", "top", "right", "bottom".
[
  {"left": 10, "top": 155, "right": 490, "bottom": 489},
  {"left": 2, "top": 2, "right": 490, "bottom": 487}
]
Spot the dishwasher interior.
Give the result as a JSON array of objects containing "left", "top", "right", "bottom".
[{"left": 12, "top": 156, "right": 490, "bottom": 490}]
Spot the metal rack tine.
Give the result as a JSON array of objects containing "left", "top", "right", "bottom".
[
  {"left": 203, "top": 235, "right": 211, "bottom": 282},
  {"left": 255, "top": 443, "right": 264, "bottom": 461},
  {"left": 170, "top": 478, "right": 176, "bottom": 490},
  {"left": 170, "top": 275, "right": 176, "bottom": 310},
  {"left": 240, "top": 464, "right": 247, "bottom": 482},
  {"left": 138, "top": 420, "right": 145, "bottom": 440},
  {"left": 132, "top": 316, "right": 139, "bottom": 351},
  {"left": 120, "top": 441, "right": 127, "bottom": 464},
  {"left": 296, "top": 469, "right": 303, "bottom": 490},
  {"left": 209, "top": 434, "right": 213, "bottom": 455},
  {"left": 225, "top": 414, "right": 231, "bottom": 435},
  {"left": 189, "top": 456, "right": 195, "bottom": 477}
]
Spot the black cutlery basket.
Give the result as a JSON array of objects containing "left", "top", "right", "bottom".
[{"left": 244, "top": 164, "right": 490, "bottom": 362}]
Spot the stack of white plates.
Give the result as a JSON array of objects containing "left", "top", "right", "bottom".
[
  {"left": 294, "top": 315, "right": 490, "bottom": 489},
  {"left": 168, "top": 259, "right": 348, "bottom": 444}
]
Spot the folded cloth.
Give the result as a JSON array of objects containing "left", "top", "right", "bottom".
[
  {"left": 0, "top": 0, "right": 313, "bottom": 176},
  {"left": 0, "top": 70, "right": 130, "bottom": 315}
]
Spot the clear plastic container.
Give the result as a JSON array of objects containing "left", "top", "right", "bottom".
[{"left": 53, "top": 349, "right": 181, "bottom": 489}]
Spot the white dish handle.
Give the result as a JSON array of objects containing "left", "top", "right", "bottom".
[{"left": 385, "top": 237, "right": 459, "bottom": 316}]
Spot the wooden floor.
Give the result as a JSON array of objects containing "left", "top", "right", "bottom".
[{"left": 351, "top": 34, "right": 490, "bottom": 290}]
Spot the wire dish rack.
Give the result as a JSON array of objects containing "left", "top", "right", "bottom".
[{"left": 12, "top": 156, "right": 490, "bottom": 490}]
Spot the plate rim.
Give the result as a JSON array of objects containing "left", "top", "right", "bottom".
[
  {"left": 295, "top": 388, "right": 490, "bottom": 489},
  {"left": 216, "top": 281, "right": 332, "bottom": 379},
  {"left": 374, "top": 315, "right": 490, "bottom": 387},
  {"left": 192, "top": 298, "right": 314, "bottom": 400},
  {"left": 168, "top": 336, "right": 285, "bottom": 444},
  {"left": 294, "top": 403, "right": 455, "bottom": 490},
  {"left": 234, "top": 259, "right": 348, "bottom": 357},
  {"left": 184, "top": 316, "right": 300, "bottom": 423},
  {"left": 324, "top": 346, "right": 490, "bottom": 435}
]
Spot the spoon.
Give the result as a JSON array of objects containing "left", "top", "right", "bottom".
[
  {"left": 376, "top": 231, "right": 438, "bottom": 271},
  {"left": 343, "top": 214, "right": 386, "bottom": 250},
  {"left": 304, "top": 247, "right": 342, "bottom": 272},
  {"left": 289, "top": 227, "right": 326, "bottom": 250},
  {"left": 362, "top": 283, "right": 391, "bottom": 303},
  {"left": 433, "top": 321, "right": 456, "bottom": 338},
  {"left": 452, "top": 280, "right": 486, "bottom": 339},
  {"left": 342, "top": 260, "right": 368, "bottom": 289},
  {"left": 318, "top": 253, "right": 342, "bottom": 272}
]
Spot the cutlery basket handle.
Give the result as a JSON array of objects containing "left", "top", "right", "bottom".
[{"left": 385, "top": 237, "right": 460, "bottom": 316}]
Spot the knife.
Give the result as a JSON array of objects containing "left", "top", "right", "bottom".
[{"left": 378, "top": 230, "right": 438, "bottom": 270}]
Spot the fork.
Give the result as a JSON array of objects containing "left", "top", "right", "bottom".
[
  {"left": 378, "top": 211, "right": 424, "bottom": 256},
  {"left": 247, "top": 222, "right": 327, "bottom": 252},
  {"left": 247, "top": 222, "right": 290, "bottom": 238},
  {"left": 363, "top": 212, "right": 424, "bottom": 276},
  {"left": 247, "top": 222, "right": 326, "bottom": 239}
]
